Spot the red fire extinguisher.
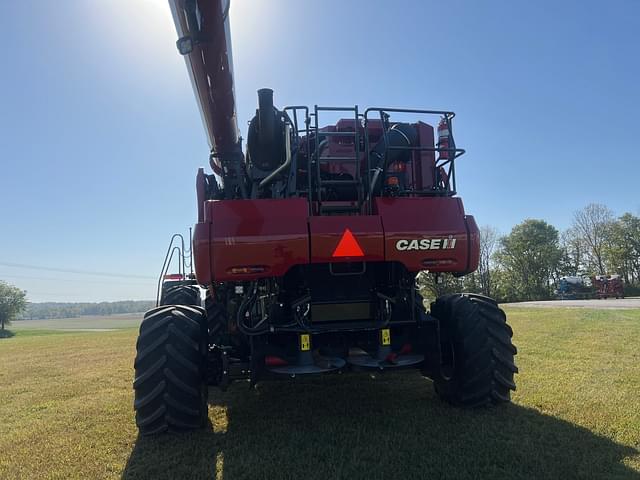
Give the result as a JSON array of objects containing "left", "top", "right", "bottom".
[{"left": 437, "top": 117, "right": 450, "bottom": 160}]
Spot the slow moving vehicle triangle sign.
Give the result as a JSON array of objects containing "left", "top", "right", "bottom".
[{"left": 332, "top": 228, "right": 365, "bottom": 257}]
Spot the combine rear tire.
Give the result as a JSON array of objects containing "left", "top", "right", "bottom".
[
  {"left": 430, "top": 293, "right": 518, "bottom": 407},
  {"left": 160, "top": 284, "right": 201, "bottom": 306},
  {"left": 133, "top": 305, "right": 208, "bottom": 435}
]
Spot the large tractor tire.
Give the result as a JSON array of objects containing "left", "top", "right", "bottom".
[
  {"left": 429, "top": 293, "right": 518, "bottom": 407},
  {"left": 160, "top": 284, "right": 201, "bottom": 306},
  {"left": 133, "top": 305, "right": 208, "bottom": 435}
]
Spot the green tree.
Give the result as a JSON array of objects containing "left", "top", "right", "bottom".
[
  {"left": 416, "top": 271, "right": 465, "bottom": 303},
  {"left": 572, "top": 204, "right": 614, "bottom": 275},
  {"left": 494, "top": 219, "right": 563, "bottom": 301},
  {"left": 603, "top": 213, "right": 640, "bottom": 284},
  {"left": 478, "top": 225, "right": 499, "bottom": 297},
  {"left": 0, "top": 281, "right": 27, "bottom": 331},
  {"left": 559, "top": 226, "right": 588, "bottom": 276}
]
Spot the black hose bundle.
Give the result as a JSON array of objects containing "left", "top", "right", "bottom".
[{"left": 236, "top": 282, "right": 270, "bottom": 335}]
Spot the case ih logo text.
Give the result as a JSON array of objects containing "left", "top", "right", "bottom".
[{"left": 395, "top": 238, "right": 457, "bottom": 251}]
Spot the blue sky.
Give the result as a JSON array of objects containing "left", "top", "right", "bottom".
[{"left": 1, "top": 0, "right": 638, "bottom": 302}]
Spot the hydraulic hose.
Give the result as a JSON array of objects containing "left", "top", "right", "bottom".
[{"left": 236, "top": 282, "right": 270, "bottom": 335}]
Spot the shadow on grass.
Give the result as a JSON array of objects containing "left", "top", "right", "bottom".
[
  {"left": 0, "top": 329, "right": 15, "bottom": 338},
  {"left": 123, "top": 418, "right": 222, "bottom": 480},
  {"left": 123, "top": 373, "right": 639, "bottom": 480}
]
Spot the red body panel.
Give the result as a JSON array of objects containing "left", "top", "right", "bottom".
[
  {"left": 465, "top": 215, "right": 481, "bottom": 273},
  {"left": 195, "top": 198, "right": 309, "bottom": 284},
  {"left": 193, "top": 195, "right": 479, "bottom": 284},
  {"left": 415, "top": 122, "right": 436, "bottom": 190},
  {"left": 375, "top": 197, "right": 477, "bottom": 273},
  {"left": 309, "top": 216, "right": 384, "bottom": 263},
  {"left": 193, "top": 222, "right": 211, "bottom": 285}
]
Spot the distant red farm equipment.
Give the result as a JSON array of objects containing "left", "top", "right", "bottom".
[{"left": 593, "top": 275, "right": 625, "bottom": 299}]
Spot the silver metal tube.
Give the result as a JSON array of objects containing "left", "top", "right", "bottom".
[{"left": 259, "top": 124, "right": 292, "bottom": 188}]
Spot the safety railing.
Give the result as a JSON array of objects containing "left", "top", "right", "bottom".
[
  {"left": 363, "top": 107, "right": 466, "bottom": 213},
  {"left": 286, "top": 105, "right": 467, "bottom": 216},
  {"left": 155, "top": 231, "right": 194, "bottom": 306}
]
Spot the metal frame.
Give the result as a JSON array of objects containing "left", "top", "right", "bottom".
[
  {"left": 155, "top": 232, "right": 194, "bottom": 306},
  {"left": 363, "top": 107, "right": 466, "bottom": 214},
  {"left": 294, "top": 105, "right": 466, "bottom": 216},
  {"left": 283, "top": 106, "right": 311, "bottom": 210}
]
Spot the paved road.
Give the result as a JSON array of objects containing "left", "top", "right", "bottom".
[{"left": 503, "top": 298, "right": 640, "bottom": 309}]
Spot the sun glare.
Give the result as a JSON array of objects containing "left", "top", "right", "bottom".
[{"left": 139, "top": 0, "right": 173, "bottom": 19}]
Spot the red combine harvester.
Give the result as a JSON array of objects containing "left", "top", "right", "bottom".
[{"left": 133, "top": 0, "right": 517, "bottom": 435}]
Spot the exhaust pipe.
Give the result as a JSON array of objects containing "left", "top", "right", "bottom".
[
  {"left": 257, "top": 88, "right": 275, "bottom": 149},
  {"left": 248, "top": 88, "right": 286, "bottom": 172}
]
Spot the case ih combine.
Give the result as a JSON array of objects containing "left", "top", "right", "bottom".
[{"left": 133, "top": 0, "right": 518, "bottom": 435}]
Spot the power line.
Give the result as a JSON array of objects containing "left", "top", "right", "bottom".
[
  {"left": 0, "top": 261, "right": 156, "bottom": 280},
  {"left": 18, "top": 291, "right": 154, "bottom": 301},
  {"left": 0, "top": 273, "right": 155, "bottom": 286}
]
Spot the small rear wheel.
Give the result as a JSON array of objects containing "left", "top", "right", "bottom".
[
  {"left": 430, "top": 293, "right": 518, "bottom": 407},
  {"left": 133, "top": 305, "right": 208, "bottom": 435},
  {"left": 160, "top": 284, "right": 201, "bottom": 306}
]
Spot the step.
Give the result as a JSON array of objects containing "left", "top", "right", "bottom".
[
  {"left": 319, "top": 204, "right": 361, "bottom": 214},
  {"left": 320, "top": 179, "right": 360, "bottom": 186}
]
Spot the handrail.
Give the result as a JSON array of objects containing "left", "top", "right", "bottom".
[
  {"left": 155, "top": 234, "right": 186, "bottom": 306},
  {"left": 364, "top": 107, "right": 455, "bottom": 119}
]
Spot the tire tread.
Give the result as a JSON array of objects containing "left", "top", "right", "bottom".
[
  {"left": 430, "top": 293, "right": 518, "bottom": 407},
  {"left": 133, "top": 305, "right": 207, "bottom": 435}
]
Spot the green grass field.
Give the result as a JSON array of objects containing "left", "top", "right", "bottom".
[{"left": 1, "top": 308, "right": 639, "bottom": 479}]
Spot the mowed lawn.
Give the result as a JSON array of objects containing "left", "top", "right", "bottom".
[{"left": 0, "top": 308, "right": 639, "bottom": 480}]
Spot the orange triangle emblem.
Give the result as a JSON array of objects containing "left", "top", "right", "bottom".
[{"left": 332, "top": 228, "right": 364, "bottom": 257}]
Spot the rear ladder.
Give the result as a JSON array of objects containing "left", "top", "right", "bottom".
[{"left": 312, "top": 106, "right": 362, "bottom": 216}]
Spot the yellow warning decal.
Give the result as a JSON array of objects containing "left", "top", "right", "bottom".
[
  {"left": 380, "top": 329, "right": 391, "bottom": 346},
  {"left": 300, "top": 334, "right": 311, "bottom": 351}
]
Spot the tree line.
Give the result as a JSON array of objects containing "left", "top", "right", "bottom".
[
  {"left": 17, "top": 300, "right": 155, "bottom": 320},
  {"left": 420, "top": 203, "right": 640, "bottom": 303}
]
